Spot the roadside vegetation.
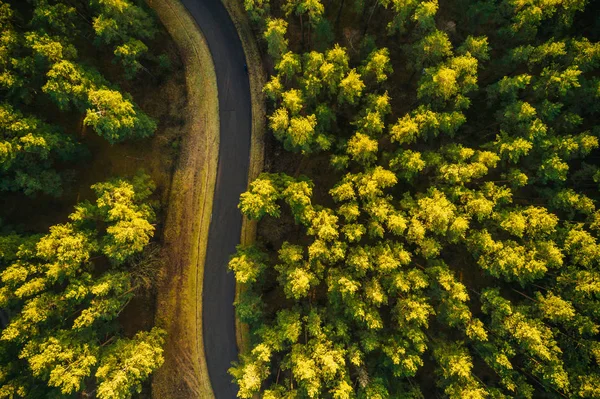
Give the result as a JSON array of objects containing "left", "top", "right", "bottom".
[
  {"left": 146, "top": 0, "right": 219, "bottom": 398},
  {"left": 0, "top": 0, "right": 185, "bottom": 397},
  {"left": 229, "top": 0, "right": 600, "bottom": 397}
]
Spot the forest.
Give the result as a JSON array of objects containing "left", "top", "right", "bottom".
[
  {"left": 3, "top": 0, "right": 600, "bottom": 397},
  {"left": 0, "top": 0, "right": 177, "bottom": 397},
  {"left": 229, "top": 0, "right": 600, "bottom": 397}
]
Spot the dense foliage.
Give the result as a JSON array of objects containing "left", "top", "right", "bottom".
[
  {"left": 230, "top": 0, "right": 600, "bottom": 397},
  {"left": 0, "top": 173, "right": 165, "bottom": 398},
  {"left": 0, "top": 2, "right": 174, "bottom": 397},
  {"left": 0, "top": 0, "right": 160, "bottom": 196}
]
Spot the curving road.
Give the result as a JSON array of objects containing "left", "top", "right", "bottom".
[{"left": 179, "top": 0, "right": 251, "bottom": 397}]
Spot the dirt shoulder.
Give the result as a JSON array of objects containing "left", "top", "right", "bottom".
[
  {"left": 220, "top": 0, "right": 267, "bottom": 356},
  {"left": 146, "top": 1, "right": 219, "bottom": 398}
]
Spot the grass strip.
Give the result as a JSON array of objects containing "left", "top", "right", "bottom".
[{"left": 146, "top": 1, "right": 219, "bottom": 398}]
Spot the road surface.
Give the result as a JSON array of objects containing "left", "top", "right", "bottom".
[{"left": 179, "top": 0, "right": 251, "bottom": 397}]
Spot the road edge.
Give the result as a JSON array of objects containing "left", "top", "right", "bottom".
[
  {"left": 146, "top": 1, "right": 218, "bottom": 398},
  {"left": 220, "top": 0, "right": 267, "bottom": 356}
]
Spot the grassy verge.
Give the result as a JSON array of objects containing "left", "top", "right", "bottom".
[
  {"left": 146, "top": 1, "right": 219, "bottom": 398},
  {"left": 220, "top": 0, "right": 267, "bottom": 356}
]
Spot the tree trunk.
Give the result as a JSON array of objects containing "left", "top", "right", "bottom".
[
  {"left": 335, "top": 0, "right": 346, "bottom": 31},
  {"left": 363, "top": 0, "right": 380, "bottom": 36},
  {"left": 300, "top": 13, "right": 305, "bottom": 50}
]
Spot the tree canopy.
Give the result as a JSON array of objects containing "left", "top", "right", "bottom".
[
  {"left": 0, "top": 0, "right": 159, "bottom": 196},
  {"left": 0, "top": 173, "right": 164, "bottom": 399},
  {"left": 232, "top": 0, "right": 600, "bottom": 397}
]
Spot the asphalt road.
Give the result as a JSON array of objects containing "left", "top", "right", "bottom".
[{"left": 179, "top": 0, "right": 251, "bottom": 397}]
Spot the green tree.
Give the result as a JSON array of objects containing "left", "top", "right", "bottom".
[
  {"left": 236, "top": 0, "right": 600, "bottom": 396},
  {"left": 113, "top": 38, "right": 148, "bottom": 79},
  {"left": 244, "top": 0, "right": 271, "bottom": 24},
  {"left": 0, "top": 0, "right": 159, "bottom": 198},
  {"left": 90, "top": 0, "right": 156, "bottom": 77},
  {"left": 0, "top": 174, "right": 163, "bottom": 398},
  {"left": 412, "top": 30, "right": 452, "bottom": 68},
  {"left": 361, "top": 48, "right": 393, "bottom": 83},
  {"left": 433, "top": 341, "right": 488, "bottom": 398},
  {"left": 0, "top": 103, "right": 81, "bottom": 196},
  {"left": 481, "top": 288, "right": 570, "bottom": 392},
  {"left": 338, "top": 69, "right": 365, "bottom": 104},
  {"left": 264, "top": 18, "right": 289, "bottom": 60},
  {"left": 382, "top": 0, "right": 439, "bottom": 34},
  {"left": 239, "top": 173, "right": 283, "bottom": 219},
  {"left": 346, "top": 132, "right": 378, "bottom": 165},
  {"left": 229, "top": 245, "right": 269, "bottom": 284},
  {"left": 43, "top": 61, "right": 156, "bottom": 143},
  {"left": 417, "top": 54, "right": 479, "bottom": 109},
  {"left": 95, "top": 328, "right": 165, "bottom": 399},
  {"left": 84, "top": 88, "right": 157, "bottom": 143}
]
